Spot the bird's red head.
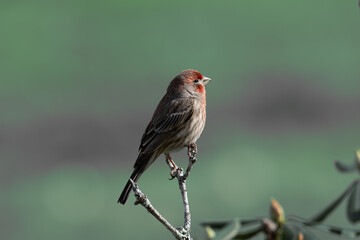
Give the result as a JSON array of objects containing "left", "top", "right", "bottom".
[{"left": 167, "top": 69, "right": 211, "bottom": 96}]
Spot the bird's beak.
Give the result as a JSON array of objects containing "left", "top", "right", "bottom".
[{"left": 202, "top": 76, "right": 211, "bottom": 85}]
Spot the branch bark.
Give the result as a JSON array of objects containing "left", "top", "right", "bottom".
[
  {"left": 129, "top": 179, "right": 186, "bottom": 239},
  {"left": 130, "top": 144, "right": 197, "bottom": 240}
]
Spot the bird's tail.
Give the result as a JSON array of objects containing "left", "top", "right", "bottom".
[{"left": 117, "top": 168, "right": 143, "bottom": 205}]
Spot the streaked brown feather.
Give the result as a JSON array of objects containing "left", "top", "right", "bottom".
[{"left": 135, "top": 97, "right": 197, "bottom": 168}]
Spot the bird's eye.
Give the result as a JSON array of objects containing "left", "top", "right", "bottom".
[{"left": 193, "top": 79, "right": 199, "bottom": 83}]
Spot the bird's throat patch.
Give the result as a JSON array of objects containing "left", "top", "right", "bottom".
[{"left": 196, "top": 84, "right": 205, "bottom": 93}]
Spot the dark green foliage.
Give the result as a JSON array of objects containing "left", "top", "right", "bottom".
[
  {"left": 233, "top": 226, "right": 263, "bottom": 240},
  {"left": 201, "top": 218, "right": 261, "bottom": 230},
  {"left": 209, "top": 218, "right": 241, "bottom": 240},
  {"left": 201, "top": 199, "right": 321, "bottom": 240},
  {"left": 202, "top": 150, "right": 360, "bottom": 240},
  {"left": 305, "top": 180, "right": 359, "bottom": 225},
  {"left": 347, "top": 181, "right": 360, "bottom": 223},
  {"left": 282, "top": 224, "right": 318, "bottom": 240},
  {"left": 334, "top": 160, "right": 357, "bottom": 173},
  {"left": 308, "top": 151, "right": 360, "bottom": 225},
  {"left": 202, "top": 218, "right": 263, "bottom": 240},
  {"left": 202, "top": 172, "right": 360, "bottom": 240}
]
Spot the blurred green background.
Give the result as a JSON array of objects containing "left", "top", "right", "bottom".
[{"left": 1, "top": 0, "right": 360, "bottom": 239}]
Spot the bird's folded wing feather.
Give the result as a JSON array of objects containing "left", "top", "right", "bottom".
[{"left": 138, "top": 97, "right": 195, "bottom": 153}]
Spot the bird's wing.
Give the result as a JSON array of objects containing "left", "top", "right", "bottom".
[{"left": 138, "top": 96, "right": 195, "bottom": 154}]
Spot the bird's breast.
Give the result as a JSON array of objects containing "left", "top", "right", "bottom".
[{"left": 178, "top": 100, "right": 206, "bottom": 145}]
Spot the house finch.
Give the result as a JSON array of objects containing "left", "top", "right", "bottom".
[{"left": 118, "top": 69, "right": 211, "bottom": 205}]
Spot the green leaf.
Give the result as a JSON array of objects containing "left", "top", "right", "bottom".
[
  {"left": 204, "top": 225, "right": 217, "bottom": 239},
  {"left": 201, "top": 218, "right": 262, "bottom": 240},
  {"left": 212, "top": 218, "right": 241, "bottom": 240},
  {"left": 283, "top": 223, "right": 319, "bottom": 240},
  {"left": 282, "top": 223, "right": 300, "bottom": 240},
  {"left": 347, "top": 180, "right": 360, "bottom": 223},
  {"left": 239, "top": 218, "right": 262, "bottom": 226},
  {"left": 334, "top": 160, "right": 356, "bottom": 173},
  {"left": 305, "top": 180, "right": 359, "bottom": 225},
  {"left": 308, "top": 222, "right": 360, "bottom": 238},
  {"left": 298, "top": 228, "right": 319, "bottom": 240},
  {"left": 201, "top": 218, "right": 261, "bottom": 229},
  {"left": 233, "top": 225, "right": 263, "bottom": 239},
  {"left": 201, "top": 221, "right": 231, "bottom": 230}
]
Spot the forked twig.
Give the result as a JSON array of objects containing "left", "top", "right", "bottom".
[
  {"left": 130, "top": 144, "right": 198, "bottom": 240},
  {"left": 129, "top": 179, "right": 182, "bottom": 239}
]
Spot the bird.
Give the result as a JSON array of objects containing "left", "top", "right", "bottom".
[{"left": 118, "top": 69, "right": 211, "bottom": 205}]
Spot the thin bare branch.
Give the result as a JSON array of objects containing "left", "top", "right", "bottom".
[
  {"left": 129, "top": 179, "right": 189, "bottom": 240},
  {"left": 165, "top": 156, "right": 192, "bottom": 235},
  {"left": 129, "top": 144, "right": 198, "bottom": 240}
]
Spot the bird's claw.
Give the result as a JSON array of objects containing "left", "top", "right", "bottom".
[
  {"left": 176, "top": 226, "right": 188, "bottom": 234},
  {"left": 188, "top": 143, "right": 197, "bottom": 158},
  {"left": 169, "top": 174, "right": 176, "bottom": 180},
  {"left": 169, "top": 167, "right": 182, "bottom": 180},
  {"left": 169, "top": 168, "right": 177, "bottom": 180}
]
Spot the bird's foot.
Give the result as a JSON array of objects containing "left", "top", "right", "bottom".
[
  {"left": 176, "top": 226, "right": 190, "bottom": 238},
  {"left": 187, "top": 143, "right": 197, "bottom": 161},
  {"left": 165, "top": 153, "right": 181, "bottom": 180},
  {"left": 182, "top": 143, "right": 198, "bottom": 180},
  {"left": 169, "top": 166, "right": 181, "bottom": 180}
]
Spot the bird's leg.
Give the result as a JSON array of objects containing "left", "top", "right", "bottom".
[
  {"left": 183, "top": 143, "right": 197, "bottom": 180},
  {"left": 187, "top": 143, "right": 197, "bottom": 159},
  {"left": 165, "top": 153, "right": 180, "bottom": 180}
]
